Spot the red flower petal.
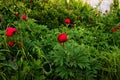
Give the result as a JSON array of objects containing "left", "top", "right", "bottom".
[
  {"left": 58, "top": 33, "right": 68, "bottom": 43},
  {"left": 6, "top": 30, "right": 14, "bottom": 37},
  {"left": 21, "top": 14, "right": 27, "bottom": 20},
  {"left": 117, "top": 26, "right": 120, "bottom": 30},
  {"left": 64, "top": 18, "right": 71, "bottom": 24},
  {"left": 15, "top": 12, "right": 19, "bottom": 17},
  {"left": 7, "top": 41, "right": 15, "bottom": 46},
  {"left": 5, "top": 27, "right": 17, "bottom": 37},
  {"left": 111, "top": 28, "right": 116, "bottom": 33}
]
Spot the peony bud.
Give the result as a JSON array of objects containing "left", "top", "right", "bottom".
[
  {"left": 7, "top": 41, "right": 15, "bottom": 46},
  {"left": 64, "top": 18, "right": 71, "bottom": 24},
  {"left": 58, "top": 33, "right": 68, "bottom": 43}
]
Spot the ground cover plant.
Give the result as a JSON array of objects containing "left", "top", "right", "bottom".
[{"left": 0, "top": 0, "right": 120, "bottom": 80}]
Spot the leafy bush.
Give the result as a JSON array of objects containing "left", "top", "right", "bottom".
[
  {"left": 0, "top": 17, "right": 50, "bottom": 80},
  {"left": 1, "top": 0, "right": 120, "bottom": 80},
  {"left": 98, "top": 46, "right": 120, "bottom": 80},
  {"left": 48, "top": 41, "right": 100, "bottom": 80}
]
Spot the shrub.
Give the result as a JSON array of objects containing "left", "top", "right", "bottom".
[{"left": 48, "top": 40, "right": 101, "bottom": 80}]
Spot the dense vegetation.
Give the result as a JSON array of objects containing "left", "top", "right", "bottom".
[{"left": 0, "top": 0, "right": 120, "bottom": 80}]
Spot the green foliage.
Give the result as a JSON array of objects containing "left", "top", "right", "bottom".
[
  {"left": 0, "top": 18, "right": 50, "bottom": 80},
  {"left": 98, "top": 46, "right": 120, "bottom": 80},
  {"left": 0, "top": 0, "right": 120, "bottom": 80},
  {"left": 49, "top": 41, "right": 100, "bottom": 80}
]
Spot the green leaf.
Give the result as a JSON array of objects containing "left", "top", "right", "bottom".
[
  {"left": 0, "top": 55, "right": 5, "bottom": 60},
  {"left": 4, "top": 61, "right": 18, "bottom": 70}
]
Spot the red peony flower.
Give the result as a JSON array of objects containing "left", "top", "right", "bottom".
[
  {"left": 117, "top": 26, "right": 120, "bottom": 30},
  {"left": 6, "top": 27, "right": 17, "bottom": 37},
  {"left": 15, "top": 12, "right": 19, "bottom": 17},
  {"left": 21, "top": 14, "right": 27, "bottom": 20},
  {"left": 58, "top": 33, "right": 68, "bottom": 43},
  {"left": 7, "top": 41, "right": 15, "bottom": 46},
  {"left": 111, "top": 28, "right": 116, "bottom": 33},
  {"left": 64, "top": 18, "right": 71, "bottom": 24}
]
